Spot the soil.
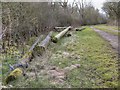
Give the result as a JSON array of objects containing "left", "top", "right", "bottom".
[{"left": 91, "top": 26, "right": 119, "bottom": 54}]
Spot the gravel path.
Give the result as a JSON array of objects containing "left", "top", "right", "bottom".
[
  {"left": 91, "top": 26, "right": 119, "bottom": 54},
  {"left": 109, "top": 29, "right": 120, "bottom": 32}
]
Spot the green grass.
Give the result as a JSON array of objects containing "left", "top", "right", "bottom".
[
  {"left": 94, "top": 24, "right": 118, "bottom": 30},
  {"left": 1, "top": 46, "right": 23, "bottom": 84},
  {"left": 48, "top": 27, "right": 118, "bottom": 88},
  {"left": 2, "top": 26, "right": 118, "bottom": 88},
  {"left": 94, "top": 24, "right": 119, "bottom": 36}
]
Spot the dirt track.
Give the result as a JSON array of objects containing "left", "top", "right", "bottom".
[{"left": 91, "top": 26, "right": 119, "bottom": 54}]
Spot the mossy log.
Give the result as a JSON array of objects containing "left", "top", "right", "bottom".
[
  {"left": 5, "top": 68, "right": 23, "bottom": 84},
  {"left": 33, "top": 31, "right": 53, "bottom": 55},
  {"left": 18, "top": 35, "right": 43, "bottom": 63},
  {"left": 52, "top": 26, "right": 72, "bottom": 43},
  {"left": 75, "top": 27, "right": 85, "bottom": 31},
  {"left": 5, "top": 36, "right": 42, "bottom": 84}
]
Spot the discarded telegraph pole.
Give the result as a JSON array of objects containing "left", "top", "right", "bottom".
[
  {"left": 33, "top": 31, "right": 53, "bottom": 55},
  {"left": 75, "top": 27, "right": 85, "bottom": 31},
  {"left": 5, "top": 31, "right": 53, "bottom": 84},
  {"left": 5, "top": 35, "right": 42, "bottom": 84},
  {"left": 54, "top": 27, "right": 68, "bottom": 32},
  {"left": 54, "top": 27, "right": 68, "bottom": 29},
  {"left": 52, "top": 26, "right": 72, "bottom": 43}
]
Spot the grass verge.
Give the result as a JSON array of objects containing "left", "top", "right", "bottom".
[
  {"left": 94, "top": 24, "right": 119, "bottom": 36},
  {"left": 48, "top": 26, "right": 118, "bottom": 88},
  {"left": 2, "top": 26, "right": 118, "bottom": 88}
]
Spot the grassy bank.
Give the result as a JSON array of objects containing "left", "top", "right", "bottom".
[
  {"left": 2, "top": 27, "right": 118, "bottom": 88},
  {"left": 94, "top": 25, "right": 119, "bottom": 36},
  {"left": 48, "top": 27, "right": 118, "bottom": 88}
]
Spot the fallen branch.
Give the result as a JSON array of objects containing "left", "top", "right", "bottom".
[{"left": 52, "top": 26, "right": 72, "bottom": 43}]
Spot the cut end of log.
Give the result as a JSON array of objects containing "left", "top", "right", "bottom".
[
  {"left": 5, "top": 68, "right": 23, "bottom": 84},
  {"left": 51, "top": 37, "right": 58, "bottom": 43},
  {"left": 75, "top": 27, "right": 85, "bottom": 31},
  {"left": 75, "top": 29, "right": 80, "bottom": 31},
  {"left": 5, "top": 75, "right": 15, "bottom": 84},
  {"left": 33, "top": 45, "right": 46, "bottom": 56},
  {"left": 66, "top": 33, "right": 72, "bottom": 37},
  {"left": 51, "top": 26, "right": 72, "bottom": 43}
]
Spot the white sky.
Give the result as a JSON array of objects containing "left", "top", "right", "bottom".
[
  {"left": 68, "top": 0, "right": 107, "bottom": 13},
  {"left": 90, "top": 0, "right": 106, "bottom": 13}
]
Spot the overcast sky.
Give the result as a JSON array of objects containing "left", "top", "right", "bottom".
[
  {"left": 68, "top": 0, "right": 107, "bottom": 13},
  {"left": 89, "top": 0, "right": 107, "bottom": 13}
]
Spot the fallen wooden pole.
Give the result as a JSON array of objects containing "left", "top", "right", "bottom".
[
  {"left": 52, "top": 26, "right": 72, "bottom": 43},
  {"left": 5, "top": 35, "right": 42, "bottom": 84},
  {"left": 54, "top": 27, "right": 68, "bottom": 29},
  {"left": 5, "top": 31, "right": 53, "bottom": 84},
  {"left": 33, "top": 31, "right": 53, "bottom": 55},
  {"left": 75, "top": 27, "right": 85, "bottom": 31},
  {"left": 54, "top": 27, "right": 68, "bottom": 32}
]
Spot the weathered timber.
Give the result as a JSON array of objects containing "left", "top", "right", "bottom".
[
  {"left": 29, "top": 35, "right": 43, "bottom": 51},
  {"left": 54, "top": 27, "right": 67, "bottom": 32},
  {"left": 54, "top": 26, "right": 72, "bottom": 32},
  {"left": 5, "top": 32, "right": 53, "bottom": 83},
  {"left": 6, "top": 68, "right": 23, "bottom": 84},
  {"left": 5, "top": 35, "right": 42, "bottom": 84},
  {"left": 75, "top": 27, "right": 85, "bottom": 31},
  {"left": 20, "top": 35, "right": 43, "bottom": 63},
  {"left": 55, "top": 27, "right": 68, "bottom": 29},
  {"left": 65, "top": 31, "right": 72, "bottom": 37},
  {"left": 33, "top": 31, "right": 53, "bottom": 55},
  {"left": 52, "top": 26, "right": 72, "bottom": 43},
  {"left": 38, "top": 31, "right": 53, "bottom": 49}
]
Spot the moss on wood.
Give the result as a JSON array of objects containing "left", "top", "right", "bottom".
[{"left": 5, "top": 68, "right": 23, "bottom": 84}]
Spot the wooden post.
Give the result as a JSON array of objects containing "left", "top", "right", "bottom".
[
  {"left": 75, "top": 27, "right": 85, "bottom": 31},
  {"left": 52, "top": 26, "right": 72, "bottom": 43},
  {"left": 33, "top": 31, "right": 53, "bottom": 55}
]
